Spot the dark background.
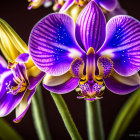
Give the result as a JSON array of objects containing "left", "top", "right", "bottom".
[{"left": 0, "top": 0, "right": 140, "bottom": 140}]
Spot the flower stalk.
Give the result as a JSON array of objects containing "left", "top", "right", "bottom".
[
  {"left": 50, "top": 92, "right": 82, "bottom": 140},
  {"left": 86, "top": 100, "right": 104, "bottom": 140},
  {"left": 32, "top": 85, "right": 52, "bottom": 140},
  {"left": 108, "top": 88, "right": 140, "bottom": 140}
]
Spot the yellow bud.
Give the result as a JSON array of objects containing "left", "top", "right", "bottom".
[{"left": 0, "top": 18, "right": 28, "bottom": 62}]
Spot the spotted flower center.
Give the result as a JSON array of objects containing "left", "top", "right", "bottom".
[{"left": 71, "top": 47, "right": 113, "bottom": 101}]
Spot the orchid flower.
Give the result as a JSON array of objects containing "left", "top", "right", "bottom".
[
  {"left": 60, "top": 0, "right": 117, "bottom": 13},
  {"left": 29, "top": 1, "right": 140, "bottom": 101},
  {"left": 0, "top": 19, "right": 45, "bottom": 122}
]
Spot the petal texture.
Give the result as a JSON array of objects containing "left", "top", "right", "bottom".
[
  {"left": 76, "top": 1, "right": 106, "bottom": 52},
  {"left": 29, "top": 13, "right": 84, "bottom": 76},
  {"left": 43, "top": 71, "right": 79, "bottom": 93},
  {"left": 99, "top": 15, "right": 140, "bottom": 76},
  {"left": 0, "top": 71, "right": 25, "bottom": 116},
  {"left": 104, "top": 71, "right": 140, "bottom": 95}
]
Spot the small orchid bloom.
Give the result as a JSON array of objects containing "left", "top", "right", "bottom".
[
  {"left": 60, "top": 0, "right": 117, "bottom": 13},
  {"left": 29, "top": 1, "right": 140, "bottom": 101},
  {"left": 0, "top": 19, "right": 45, "bottom": 122},
  {"left": 28, "top": 0, "right": 54, "bottom": 10}
]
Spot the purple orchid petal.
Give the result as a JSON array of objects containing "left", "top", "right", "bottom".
[
  {"left": 28, "top": 71, "right": 45, "bottom": 90},
  {"left": 99, "top": 15, "right": 140, "bottom": 76},
  {"left": 105, "top": 1, "right": 127, "bottom": 20},
  {"left": 29, "top": 13, "right": 85, "bottom": 76},
  {"left": 15, "top": 53, "right": 29, "bottom": 63},
  {"left": 0, "top": 57, "right": 7, "bottom": 74},
  {"left": 94, "top": 0, "right": 117, "bottom": 11},
  {"left": 0, "top": 70, "right": 26, "bottom": 117},
  {"left": 13, "top": 88, "right": 36, "bottom": 123},
  {"left": 43, "top": 71, "right": 79, "bottom": 94},
  {"left": 60, "top": 0, "right": 74, "bottom": 13},
  {"left": 104, "top": 71, "right": 140, "bottom": 95},
  {"left": 0, "top": 56, "right": 7, "bottom": 68},
  {"left": 76, "top": 1, "right": 106, "bottom": 52}
]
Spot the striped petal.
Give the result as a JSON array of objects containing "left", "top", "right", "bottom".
[
  {"left": 99, "top": 15, "right": 140, "bottom": 76},
  {"left": 75, "top": 1, "right": 106, "bottom": 52},
  {"left": 29, "top": 13, "right": 85, "bottom": 76},
  {"left": 0, "top": 70, "right": 26, "bottom": 117},
  {"left": 13, "top": 88, "right": 36, "bottom": 123},
  {"left": 43, "top": 71, "right": 79, "bottom": 93},
  {"left": 94, "top": 0, "right": 117, "bottom": 11},
  {"left": 104, "top": 71, "right": 140, "bottom": 95}
]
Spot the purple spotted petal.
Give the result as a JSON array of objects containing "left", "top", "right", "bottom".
[
  {"left": 43, "top": 72, "right": 79, "bottom": 94},
  {"left": 13, "top": 88, "right": 36, "bottom": 123},
  {"left": 94, "top": 0, "right": 117, "bottom": 11},
  {"left": 99, "top": 15, "right": 140, "bottom": 76},
  {"left": 29, "top": 13, "right": 85, "bottom": 76},
  {"left": 60, "top": 0, "right": 74, "bottom": 13},
  {"left": 76, "top": 1, "right": 106, "bottom": 52},
  {"left": 104, "top": 71, "right": 140, "bottom": 95},
  {"left": 0, "top": 70, "right": 26, "bottom": 116},
  {"left": 15, "top": 53, "right": 29, "bottom": 63}
]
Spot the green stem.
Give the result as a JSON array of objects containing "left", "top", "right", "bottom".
[
  {"left": 108, "top": 88, "right": 140, "bottom": 140},
  {"left": 50, "top": 92, "right": 82, "bottom": 140},
  {"left": 0, "top": 118, "right": 23, "bottom": 140},
  {"left": 86, "top": 100, "right": 104, "bottom": 140},
  {"left": 32, "top": 85, "right": 52, "bottom": 140}
]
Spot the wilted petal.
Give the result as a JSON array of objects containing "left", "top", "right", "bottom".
[
  {"left": 76, "top": 1, "right": 106, "bottom": 52},
  {"left": 43, "top": 71, "right": 79, "bottom": 93},
  {"left": 13, "top": 88, "right": 36, "bottom": 123},
  {"left": 94, "top": 0, "right": 117, "bottom": 11},
  {"left": 0, "top": 71, "right": 26, "bottom": 117},
  {"left": 60, "top": 0, "right": 74, "bottom": 13},
  {"left": 99, "top": 15, "right": 140, "bottom": 76},
  {"left": 0, "top": 19, "right": 28, "bottom": 62},
  {"left": 29, "top": 13, "right": 85, "bottom": 76},
  {"left": 104, "top": 71, "right": 140, "bottom": 95}
]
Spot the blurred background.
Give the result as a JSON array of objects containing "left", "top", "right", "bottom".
[{"left": 0, "top": 0, "right": 140, "bottom": 139}]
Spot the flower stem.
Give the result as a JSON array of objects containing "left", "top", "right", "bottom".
[
  {"left": 32, "top": 85, "right": 52, "bottom": 140},
  {"left": 0, "top": 118, "right": 23, "bottom": 140},
  {"left": 50, "top": 92, "right": 82, "bottom": 140},
  {"left": 108, "top": 88, "right": 140, "bottom": 140},
  {"left": 86, "top": 100, "right": 104, "bottom": 140}
]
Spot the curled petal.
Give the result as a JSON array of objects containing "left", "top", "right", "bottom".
[
  {"left": 0, "top": 19, "right": 28, "bottom": 62},
  {"left": 0, "top": 71, "right": 26, "bottom": 117},
  {"left": 15, "top": 53, "right": 30, "bottom": 63},
  {"left": 104, "top": 71, "right": 140, "bottom": 95},
  {"left": 76, "top": 1, "right": 106, "bottom": 52},
  {"left": 94, "top": 0, "right": 117, "bottom": 11},
  {"left": 99, "top": 15, "right": 140, "bottom": 76},
  {"left": 13, "top": 88, "right": 36, "bottom": 123},
  {"left": 60, "top": 0, "right": 74, "bottom": 13},
  {"left": 29, "top": 13, "right": 85, "bottom": 76},
  {"left": 43, "top": 71, "right": 79, "bottom": 93}
]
